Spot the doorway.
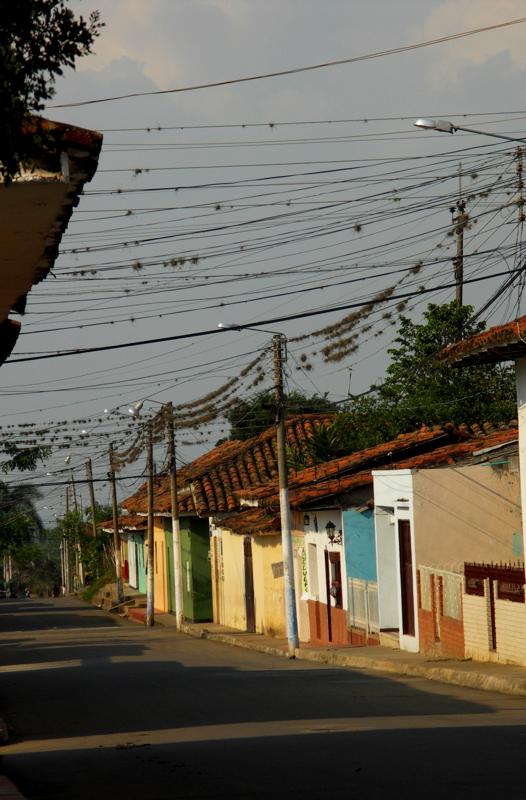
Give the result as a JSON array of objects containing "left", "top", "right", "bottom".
[
  {"left": 244, "top": 536, "right": 256, "bottom": 633},
  {"left": 398, "top": 520, "right": 415, "bottom": 637}
]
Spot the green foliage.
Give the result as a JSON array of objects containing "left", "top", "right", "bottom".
[
  {"left": 0, "top": 481, "right": 43, "bottom": 554},
  {"left": 226, "top": 391, "right": 338, "bottom": 441},
  {"left": 1, "top": 443, "right": 51, "bottom": 473},
  {"left": 82, "top": 568, "right": 115, "bottom": 603},
  {"left": 84, "top": 503, "right": 113, "bottom": 525},
  {"left": 374, "top": 302, "right": 516, "bottom": 430},
  {"left": 52, "top": 508, "right": 112, "bottom": 579},
  {"left": 0, "top": 0, "right": 103, "bottom": 181},
  {"left": 286, "top": 303, "right": 516, "bottom": 468},
  {"left": 8, "top": 540, "right": 61, "bottom": 596}
]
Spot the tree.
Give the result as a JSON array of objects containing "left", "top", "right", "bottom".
[
  {"left": 0, "top": 0, "right": 103, "bottom": 181},
  {"left": 1, "top": 442, "right": 50, "bottom": 474},
  {"left": 225, "top": 391, "right": 338, "bottom": 441},
  {"left": 287, "top": 303, "right": 516, "bottom": 468},
  {"left": 374, "top": 302, "right": 515, "bottom": 431},
  {"left": 0, "top": 481, "right": 43, "bottom": 555}
]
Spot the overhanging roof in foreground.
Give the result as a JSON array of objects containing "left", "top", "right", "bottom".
[{"left": 439, "top": 315, "right": 526, "bottom": 366}]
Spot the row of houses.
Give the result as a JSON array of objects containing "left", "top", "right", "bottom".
[{"left": 104, "top": 406, "right": 524, "bottom": 666}]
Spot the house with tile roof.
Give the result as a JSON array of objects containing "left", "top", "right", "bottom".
[
  {"left": 121, "top": 415, "right": 334, "bottom": 626},
  {"left": 210, "top": 421, "right": 519, "bottom": 646},
  {"left": 437, "top": 316, "right": 526, "bottom": 664},
  {"left": 373, "top": 427, "right": 519, "bottom": 656}
]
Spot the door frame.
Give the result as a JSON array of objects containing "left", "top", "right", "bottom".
[
  {"left": 243, "top": 536, "right": 256, "bottom": 633},
  {"left": 395, "top": 514, "right": 419, "bottom": 652}
]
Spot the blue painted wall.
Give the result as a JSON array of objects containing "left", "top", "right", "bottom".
[{"left": 343, "top": 508, "right": 377, "bottom": 582}]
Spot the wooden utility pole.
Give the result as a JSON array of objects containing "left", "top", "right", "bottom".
[
  {"left": 146, "top": 422, "right": 155, "bottom": 626},
  {"left": 108, "top": 444, "right": 124, "bottom": 605},
  {"left": 166, "top": 403, "right": 184, "bottom": 629},
  {"left": 85, "top": 459, "right": 98, "bottom": 538},
  {"left": 273, "top": 334, "right": 299, "bottom": 656}
]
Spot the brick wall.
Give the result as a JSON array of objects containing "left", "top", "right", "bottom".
[
  {"left": 417, "top": 569, "right": 465, "bottom": 658},
  {"left": 307, "top": 600, "right": 352, "bottom": 645}
]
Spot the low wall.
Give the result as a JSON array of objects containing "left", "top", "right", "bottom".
[{"left": 464, "top": 590, "right": 526, "bottom": 665}]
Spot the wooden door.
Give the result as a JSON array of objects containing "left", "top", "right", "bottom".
[
  {"left": 398, "top": 520, "right": 415, "bottom": 637},
  {"left": 244, "top": 536, "right": 256, "bottom": 633}
]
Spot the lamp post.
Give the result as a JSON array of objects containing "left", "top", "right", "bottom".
[
  {"left": 218, "top": 323, "right": 299, "bottom": 656},
  {"left": 413, "top": 118, "right": 526, "bottom": 144}
]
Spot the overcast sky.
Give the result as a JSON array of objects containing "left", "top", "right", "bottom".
[{"left": 3, "top": 0, "right": 526, "bottom": 520}]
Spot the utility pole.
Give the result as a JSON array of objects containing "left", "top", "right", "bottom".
[
  {"left": 63, "top": 486, "right": 70, "bottom": 593},
  {"left": 108, "top": 444, "right": 124, "bottom": 605},
  {"left": 451, "top": 168, "right": 468, "bottom": 307},
  {"left": 273, "top": 333, "right": 299, "bottom": 656},
  {"left": 70, "top": 471, "right": 78, "bottom": 512},
  {"left": 166, "top": 403, "right": 184, "bottom": 629},
  {"left": 85, "top": 459, "right": 98, "bottom": 538},
  {"left": 146, "top": 421, "right": 155, "bottom": 626}
]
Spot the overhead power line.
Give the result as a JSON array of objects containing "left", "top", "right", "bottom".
[
  {"left": 49, "top": 17, "right": 526, "bottom": 109},
  {"left": 6, "top": 266, "right": 525, "bottom": 364}
]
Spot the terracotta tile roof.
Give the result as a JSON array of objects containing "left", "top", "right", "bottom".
[
  {"left": 241, "top": 423, "right": 462, "bottom": 505},
  {"left": 100, "top": 514, "right": 147, "bottom": 534},
  {"left": 121, "top": 414, "right": 334, "bottom": 516},
  {"left": 121, "top": 416, "right": 517, "bottom": 521},
  {"left": 440, "top": 315, "right": 526, "bottom": 365},
  {"left": 219, "top": 507, "right": 282, "bottom": 536},
  {"left": 254, "top": 424, "right": 518, "bottom": 509}
]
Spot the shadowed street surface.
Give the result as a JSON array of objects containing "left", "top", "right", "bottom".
[{"left": 1, "top": 598, "right": 526, "bottom": 799}]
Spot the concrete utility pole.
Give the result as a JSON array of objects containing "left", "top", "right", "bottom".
[
  {"left": 146, "top": 421, "right": 155, "bottom": 627},
  {"left": 166, "top": 403, "right": 184, "bottom": 629},
  {"left": 273, "top": 333, "right": 299, "bottom": 656},
  {"left": 85, "top": 459, "right": 98, "bottom": 538},
  {"left": 63, "top": 486, "right": 70, "bottom": 593},
  {"left": 108, "top": 444, "right": 124, "bottom": 605},
  {"left": 451, "top": 198, "right": 468, "bottom": 306}
]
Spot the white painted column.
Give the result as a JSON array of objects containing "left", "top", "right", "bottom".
[{"left": 515, "top": 357, "right": 526, "bottom": 558}]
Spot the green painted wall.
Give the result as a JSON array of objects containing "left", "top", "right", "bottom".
[
  {"left": 132, "top": 532, "right": 147, "bottom": 595},
  {"left": 167, "top": 517, "right": 212, "bottom": 622},
  {"left": 164, "top": 527, "right": 175, "bottom": 613}
]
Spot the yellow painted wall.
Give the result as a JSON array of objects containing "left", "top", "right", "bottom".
[
  {"left": 413, "top": 463, "right": 521, "bottom": 572},
  {"left": 218, "top": 528, "right": 246, "bottom": 631},
  {"left": 153, "top": 521, "right": 168, "bottom": 612},
  {"left": 252, "top": 535, "right": 286, "bottom": 638}
]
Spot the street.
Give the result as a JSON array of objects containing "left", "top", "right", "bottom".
[{"left": 1, "top": 598, "right": 526, "bottom": 799}]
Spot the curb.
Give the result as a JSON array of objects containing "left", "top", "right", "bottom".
[
  {"left": 180, "top": 624, "right": 526, "bottom": 698},
  {"left": 0, "top": 776, "right": 27, "bottom": 799}
]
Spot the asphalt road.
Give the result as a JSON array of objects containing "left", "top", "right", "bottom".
[{"left": 1, "top": 598, "right": 526, "bottom": 799}]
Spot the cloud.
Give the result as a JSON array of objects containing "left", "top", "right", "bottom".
[{"left": 410, "top": 1, "right": 526, "bottom": 87}]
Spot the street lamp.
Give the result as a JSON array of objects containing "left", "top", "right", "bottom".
[
  {"left": 218, "top": 321, "right": 299, "bottom": 655},
  {"left": 414, "top": 118, "right": 526, "bottom": 144}
]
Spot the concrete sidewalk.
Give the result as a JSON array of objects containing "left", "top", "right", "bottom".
[{"left": 154, "top": 613, "right": 526, "bottom": 698}]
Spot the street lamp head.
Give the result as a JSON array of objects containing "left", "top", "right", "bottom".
[
  {"left": 128, "top": 401, "right": 144, "bottom": 418},
  {"left": 414, "top": 118, "right": 456, "bottom": 134}
]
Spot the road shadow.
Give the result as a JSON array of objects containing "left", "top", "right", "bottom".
[
  {"left": 0, "top": 598, "right": 121, "bottom": 633},
  {"left": 0, "top": 653, "right": 496, "bottom": 745},
  {"left": 3, "top": 724, "right": 526, "bottom": 799}
]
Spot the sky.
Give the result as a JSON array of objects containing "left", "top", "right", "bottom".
[{"left": 3, "top": 0, "right": 526, "bottom": 522}]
